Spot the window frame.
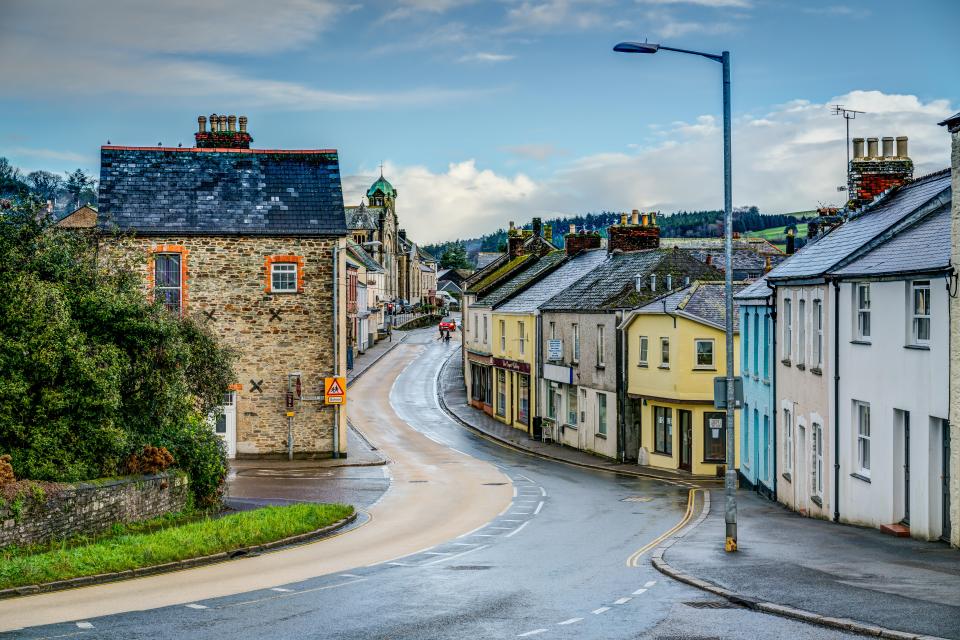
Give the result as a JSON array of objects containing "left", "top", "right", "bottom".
[
  {"left": 784, "top": 407, "right": 794, "bottom": 474},
  {"left": 910, "top": 280, "right": 931, "bottom": 346},
  {"left": 518, "top": 320, "right": 526, "bottom": 355},
  {"left": 856, "top": 283, "right": 871, "bottom": 341},
  {"left": 265, "top": 255, "right": 304, "bottom": 294},
  {"left": 694, "top": 338, "right": 715, "bottom": 369},
  {"left": 572, "top": 323, "right": 581, "bottom": 363},
  {"left": 597, "top": 324, "right": 606, "bottom": 367},
  {"left": 271, "top": 262, "right": 298, "bottom": 293},
  {"left": 597, "top": 392, "right": 607, "bottom": 436},
  {"left": 659, "top": 337, "right": 670, "bottom": 369},
  {"left": 638, "top": 335, "right": 649, "bottom": 367},
  {"left": 812, "top": 421, "right": 823, "bottom": 497},
  {"left": 654, "top": 406, "right": 673, "bottom": 455},
  {"left": 797, "top": 298, "right": 806, "bottom": 366},
  {"left": 153, "top": 252, "right": 183, "bottom": 313},
  {"left": 813, "top": 298, "right": 823, "bottom": 368},
  {"left": 703, "top": 412, "right": 726, "bottom": 463},
  {"left": 783, "top": 298, "right": 792, "bottom": 360},
  {"left": 856, "top": 400, "right": 871, "bottom": 477},
  {"left": 499, "top": 319, "right": 506, "bottom": 351},
  {"left": 566, "top": 384, "right": 578, "bottom": 426}
]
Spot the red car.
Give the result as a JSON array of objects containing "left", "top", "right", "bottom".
[{"left": 439, "top": 320, "right": 456, "bottom": 332}]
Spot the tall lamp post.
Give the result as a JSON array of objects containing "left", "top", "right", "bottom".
[{"left": 613, "top": 41, "right": 737, "bottom": 552}]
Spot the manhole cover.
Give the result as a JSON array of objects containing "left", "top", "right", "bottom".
[
  {"left": 682, "top": 601, "right": 739, "bottom": 609},
  {"left": 621, "top": 496, "right": 653, "bottom": 503},
  {"left": 447, "top": 565, "right": 492, "bottom": 570}
]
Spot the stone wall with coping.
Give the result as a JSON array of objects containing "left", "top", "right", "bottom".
[{"left": 0, "top": 472, "right": 188, "bottom": 548}]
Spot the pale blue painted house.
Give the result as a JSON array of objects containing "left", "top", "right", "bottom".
[{"left": 736, "top": 277, "right": 776, "bottom": 499}]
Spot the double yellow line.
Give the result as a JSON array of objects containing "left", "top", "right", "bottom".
[{"left": 626, "top": 488, "right": 701, "bottom": 567}]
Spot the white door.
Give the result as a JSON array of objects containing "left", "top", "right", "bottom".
[
  {"left": 214, "top": 392, "right": 237, "bottom": 459},
  {"left": 796, "top": 424, "right": 807, "bottom": 513}
]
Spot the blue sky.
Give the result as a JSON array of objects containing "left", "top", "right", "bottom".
[{"left": 1, "top": 0, "right": 957, "bottom": 242}]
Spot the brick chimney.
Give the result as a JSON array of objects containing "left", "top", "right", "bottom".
[
  {"left": 564, "top": 226, "right": 601, "bottom": 256},
  {"left": 607, "top": 210, "right": 660, "bottom": 253},
  {"left": 848, "top": 134, "right": 913, "bottom": 209},
  {"left": 194, "top": 113, "right": 253, "bottom": 149},
  {"left": 532, "top": 217, "right": 543, "bottom": 238}
]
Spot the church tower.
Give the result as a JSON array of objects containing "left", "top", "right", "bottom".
[{"left": 366, "top": 170, "right": 400, "bottom": 299}]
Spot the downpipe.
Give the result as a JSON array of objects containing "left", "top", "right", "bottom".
[
  {"left": 333, "top": 243, "right": 340, "bottom": 459},
  {"left": 833, "top": 278, "right": 840, "bottom": 522},
  {"left": 766, "top": 279, "right": 778, "bottom": 499}
]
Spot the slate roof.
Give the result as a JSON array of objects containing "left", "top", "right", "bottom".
[
  {"left": 637, "top": 281, "right": 747, "bottom": 331},
  {"left": 473, "top": 251, "right": 567, "bottom": 308},
  {"left": 346, "top": 240, "right": 384, "bottom": 273},
  {"left": 346, "top": 204, "right": 379, "bottom": 230},
  {"left": 766, "top": 169, "right": 951, "bottom": 282},
  {"left": 659, "top": 236, "right": 784, "bottom": 256},
  {"left": 475, "top": 252, "right": 503, "bottom": 268},
  {"left": 734, "top": 275, "right": 773, "bottom": 302},
  {"left": 497, "top": 249, "right": 608, "bottom": 313},
  {"left": 832, "top": 202, "right": 951, "bottom": 277},
  {"left": 98, "top": 146, "right": 347, "bottom": 236}
]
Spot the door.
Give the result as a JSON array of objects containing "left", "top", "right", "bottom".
[
  {"left": 903, "top": 413, "right": 910, "bottom": 525},
  {"left": 679, "top": 410, "right": 693, "bottom": 471},
  {"left": 943, "top": 424, "right": 952, "bottom": 543},
  {"left": 214, "top": 392, "right": 237, "bottom": 459},
  {"left": 797, "top": 425, "right": 807, "bottom": 513}
]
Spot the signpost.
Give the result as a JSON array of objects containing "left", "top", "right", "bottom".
[{"left": 324, "top": 377, "right": 347, "bottom": 405}]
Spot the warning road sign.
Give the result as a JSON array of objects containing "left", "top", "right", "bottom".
[{"left": 324, "top": 377, "right": 347, "bottom": 405}]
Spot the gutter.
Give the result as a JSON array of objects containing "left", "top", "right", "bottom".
[{"left": 832, "top": 277, "right": 841, "bottom": 522}]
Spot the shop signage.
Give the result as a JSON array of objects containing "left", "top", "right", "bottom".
[
  {"left": 492, "top": 357, "right": 530, "bottom": 374},
  {"left": 543, "top": 362, "right": 573, "bottom": 384}
]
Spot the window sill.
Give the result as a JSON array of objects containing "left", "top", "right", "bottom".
[
  {"left": 850, "top": 339, "right": 871, "bottom": 346},
  {"left": 811, "top": 495, "right": 823, "bottom": 507},
  {"left": 781, "top": 472, "right": 792, "bottom": 483},
  {"left": 596, "top": 364, "right": 606, "bottom": 370},
  {"left": 638, "top": 363, "right": 648, "bottom": 368},
  {"left": 693, "top": 366, "right": 717, "bottom": 372},
  {"left": 658, "top": 365, "right": 671, "bottom": 370},
  {"left": 762, "top": 378, "right": 771, "bottom": 385},
  {"left": 904, "top": 344, "right": 930, "bottom": 351},
  {"left": 703, "top": 459, "right": 725, "bottom": 464},
  {"left": 565, "top": 424, "right": 578, "bottom": 431},
  {"left": 810, "top": 367, "right": 822, "bottom": 376},
  {"left": 850, "top": 472, "right": 871, "bottom": 484},
  {"left": 796, "top": 363, "right": 806, "bottom": 371},
  {"left": 595, "top": 433, "right": 607, "bottom": 439},
  {"left": 653, "top": 450, "right": 673, "bottom": 457},
  {"left": 269, "top": 290, "right": 301, "bottom": 295},
  {"left": 781, "top": 359, "right": 792, "bottom": 367}
]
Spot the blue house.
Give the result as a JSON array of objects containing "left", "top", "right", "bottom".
[{"left": 736, "top": 277, "right": 776, "bottom": 499}]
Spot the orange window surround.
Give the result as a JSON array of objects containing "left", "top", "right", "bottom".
[
  {"left": 265, "top": 255, "right": 305, "bottom": 293},
  {"left": 147, "top": 244, "right": 189, "bottom": 312}
]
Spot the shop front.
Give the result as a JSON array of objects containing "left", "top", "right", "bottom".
[
  {"left": 492, "top": 357, "right": 532, "bottom": 433},
  {"left": 467, "top": 351, "right": 494, "bottom": 415}
]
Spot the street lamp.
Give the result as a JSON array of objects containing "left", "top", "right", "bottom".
[{"left": 614, "top": 40, "right": 737, "bottom": 552}]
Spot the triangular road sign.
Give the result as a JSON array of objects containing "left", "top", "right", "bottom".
[{"left": 325, "top": 377, "right": 346, "bottom": 404}]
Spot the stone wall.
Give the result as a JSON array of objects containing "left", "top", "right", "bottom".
[
  {"left": 100, "top": 234, "right": 348, "bottom": 458},
  {"left": 0, "top": 472, "right": 188, "bottom": 548}
]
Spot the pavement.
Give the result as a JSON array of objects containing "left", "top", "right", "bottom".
[
  {"left": 347, "top": 328, "right": 408, "bottom": 384},
  {"left": 658, "top": 488, "right": 960, "bottom": 639},
  {"left": 439, "top": 345, "right": 717, "bottom": 487}
]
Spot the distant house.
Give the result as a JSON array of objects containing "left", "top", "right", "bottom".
[
  {"left": 475, "top": 251, "right": 503, "bottom": 269},
  {"left": 55, "top": 204, "right": 98, "bottom": 229}
]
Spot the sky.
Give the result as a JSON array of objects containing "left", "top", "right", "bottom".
[{"left": 1, "top": 0, "right": 957, "bottom": 244}]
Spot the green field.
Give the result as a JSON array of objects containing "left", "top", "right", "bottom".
[{"left": 745, "top": 223, "right": 808, "bottom": 246}]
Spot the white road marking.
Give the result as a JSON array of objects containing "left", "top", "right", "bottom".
[
  {"left": 458, "top": 523, "right": 491, "bottom": 538},
  {"left": 76, "top": 622, "right": 94, "bottom": 629},
  {"left": 340, "top": 574, "right": 360, "bottom": 578},
  {"left": 185, "top": 604, "right": 207, "bottom": 610},
  {"left": 472, "top": 533, "right": 498, "bottom": 537},
  {"left": 510, "top": 512, "right": 531, "bottom": 515},
  {"left": 632, "top": 588, "right": 647, "bottom": 595},
  {"left": 517, "top": 629, "right": 548, "bottom": 637},
  {"left": 221, "top": 578, "right": 367, "bottom": 608},
  {"left": 449, "top": 542, "right": 479, "bottom": 546},
  {"left": 449, "top": 448, "right": 470, "bottom": 457},
  {"left": 421, "top": 544, "right": 488, "bottom": 566},
  {"left": 424, "top": 551, "right": 452, "bottom": 555},
  {"left": 591, "top": 607, "right": 610, "bottom": 615},
  {"left": 540, "top": 487, "right": 547, "bottom": 497},
  {"left": 557, "top": 618, "right": 583, "bottom": 625},
  {"left": 388, "top": 562, "right": 410, "bottom": 566},
  {"left": 505, "top": 521, "right": 529, "bottom": 538},
  {"left": 515, "top": 474, "right": 535, "bottom": 483},
  {"left": 534, "top": 501, "right": 544, "bottom": 515},
  {"left": 614, "top": 597, "right": 632, "bottom": 605},
  {"left": 271, "top": 587, "right": 293, "bottom": 592},
  {"left": 644, "top": 580, "right": 657, "bottom": 588},
  {"left": 499, "top": 518, "right": 523, "bottom": 522},
  {"left": 513, "top": 486, "right": 518, "bottom": 497},
  {"left": 487, "top": 526, "right": 513, "bottom": 530}
]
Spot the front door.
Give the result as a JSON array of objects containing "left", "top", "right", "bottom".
[
  {"left": 679, "top": 410, "right": 693, "bottom": 472},
  {"left": 215, "top": 392, "right": 237, "bottom": 459},
  {"left": 903, "top": 413, "right": 911, "bottom": 525},
  {"left": 943, "top": 424, "right": 952, "bottom": 542},
  {"left": 797, "top": 425, "right": 807, "bottom": 513}
]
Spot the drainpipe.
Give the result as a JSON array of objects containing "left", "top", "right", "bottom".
[
  {"left": 333, "top": 243, "right": 340, "bottom": 459},
  {"left": 534, "top": 312, "right": 542, "bottom": 439},
  {"left": 616, "top": 310, "right": 625, "bottom": 462},
  {"left": 765, "top": 279, "right": 778, "bottom": 499},
  {"left": 833, "top": 278, "right": 841, "bottom": 522}
]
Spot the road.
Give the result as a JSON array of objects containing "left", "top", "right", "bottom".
[{"left": 2, "top": 330, "right": 863, "bottom": 639}]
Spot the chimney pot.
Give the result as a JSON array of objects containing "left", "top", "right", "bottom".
[
  {"left": 866, "top": 137, "right": 879, "bottom": 158},
  {"left": 209, "top": 114, "right": 218, "bottom": 132},
  {"left": 509, "top": 221, "right": 515, "bottom": 231},
  {"left": 228, "top": 115, "right": 237, "bottom": 132},
  {"left": 198, "top": 116, "right": 207, "bottom": 133},
  {"left": 852, "top": 137, "right": 865, "bottom": 159},
  {"left": 631, "top": 211, "right": 640, "bottom": 225},
  {"left": 620, "top": 213, "right": 628, "bottom": 225},
  {"left": 896, "top": 136, "right": 908, "bottom": 158},
  {"left": 239, "top": 116, "right": 248, "bottom": 133},
  {"left": 641, "top": 213, "right": 649, "bottom": 226},
  {"left": 882, "top": 136, "right": 894, "bottom": 158},
  {"left": 569, "top": 223, "right": 576, "bottom": 234},
  {"left": 651, "top": 212, "right": 658, "bottom": 226}
]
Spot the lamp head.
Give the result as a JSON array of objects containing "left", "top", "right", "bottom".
[{"left": 613, "top": 41, "right": 660, "bottom": 54}]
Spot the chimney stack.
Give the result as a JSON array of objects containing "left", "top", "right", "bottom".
[
  {"left": 239, "top": 116, "right": 248, "bottom": 133},
  {"left": 786, "top": 228, "right": 796, "bottom": 255},
  {"left": 882, "top": 136, "right": 894, "bottom": 157},
  {"left": 564, "top": 227, "right": 601, "bottom": 256},
  {"left": 852, "top": 137, "right": 865, "bottom": 159},
  {"left": 532, "top": 217, "right": 543, "bottom": 238},
  {"left": 620, "top": 213, "right": 628, "bottom": 225},
  {"left": 218, "top": 115, "right": 227, "bottom": 132},
  {"left": 607, "top": 208, "right": 660, "bottom": 253},
  {"left": 848, "top": 133, "right": 913, "bottom": 209},
  {"left": 195, "top": 113, "right": 253, "bottom": 149},
  {"left": 866, "top": 137, "right": 879, "bottom": 158},
  {"left": 209, "top": 113, "right": 218, "bottom": 132}
]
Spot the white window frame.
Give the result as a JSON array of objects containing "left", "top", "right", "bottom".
[
  {"left": 797, "top": 298, "right": 806, "bottom": 366},
  {"left": 597, "top": 325, "right": 605, "bottom": 367},
  {"left": 812, "top": 421, "right": 823, "bottom": 497},
  {"left": 550, "top": 321, "right": 556, "bottom": 340},
  {"left": 813, "top": 299, "right": 823, "bottom": 368},
  {"left": 483, "top": 315, "right": 488, "bottom": 345},
  {"left": 499, "top": 319, "right": 506, "bottom": 351},
  {"left": 573, "top": 323, "right": 580, "bottom": 363},
  {"left": 856, "top": 283, "right": 871, "bottom": 341},
  {"left": 783, "top": 298, "right": 792, "bottom": 360},
  {"left": 694, "top": 338, "right": 715, "bottom": 369},
  {"left": 597, "top": 392, "right": 607, "bottom": 436},
  {"left": 518, "top": 321, "right": 526, "bottom": 355},
  {"left": 855, "top": 400, "right": 871, "bottom": 477},
  {"left": 639, "top": 335, "right": 649, "bottom": 367},
  {"left": 784, "top": 407, "right": 794, "bottom": 474},
  {"left": 271, "top": 262, "right": 298, "bottom": 293},
  {"left": 660, "top": 337, "right": 670, "bottom": 368},
  {"left": 566, "top": 384, "right": 578, "bottom": 426},
  {"left": 910, "top": 280, "right": 931, "bottom": 345}
]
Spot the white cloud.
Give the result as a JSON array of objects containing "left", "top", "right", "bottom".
[
  {"left": 457, "top": 52, "right": 516, "bottom": 63},
  {"left": 382, "top": 0, "right": 476, "bottom": 21},
  {"left": 354, "top": 90, "right": 955, "bottom": 244},
  {"left": 638, "top": 0, "right": 751, "bottom": 6},
  {"left": 10, "top": 148, "right": 93, "bottom": 164},
  {"left": 503, "top": 0, "right": 610, "bottom": 32}
]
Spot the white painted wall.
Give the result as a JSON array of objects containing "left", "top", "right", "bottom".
[{"left": 838, "top": 278, "right": 950, "bottom": 540}]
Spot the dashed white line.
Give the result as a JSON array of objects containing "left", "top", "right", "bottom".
[
  {"left": 185, "top": 603, "right": 207, "bottom": 610},
  {"left": 513, "top": 486, "right": 518, "bottom": 497},
  {"left": 450, "top": 542, "right": 479, "bottom": 546},
  {"left": 499, "top": 518, "right": 523, "bottom": 522},
  {"left": 449, "top": 448, "right": 470, "bottom": 457},
  {"left": 517, "top": 629, "right": 548, "bottom": 637},
  {"left": 487, "top": 526, "right": 513, "bottom": 530},
  {"left": 340, "top": 574, "right": 360, "bottom": 578},
  {"left": 505, "top": 521, "right": 529, "bottom": 538},
  {"left": 421, "top": 544, "right": 488, "bottom": 566},
  {"left": 424, "top": 551, "right": 452, "bottom": 555},
  {"left": 644, "top": 580, "right": 657, "bottom": 588},
  {"left": 557, "top": 617, "right": 583, "bottom": 625},
  {"left": 540, "top": 487, "right": 547, "bottom": 497},
  {"left": 511, "top": 511, "right": 531, "bottom": 515},
  {"left": 387, "top": 561, "right": 410, "bottom": 566},
  {"left": 614, "top": 597, "right": 632, "bottom": 605},
  {"left": 632, "top": 588, "right": 647, "bottom": 595},
  {"left": 458, "top": 522, "right": 491, "bottom": 538},
  {"left": 76, "top": 622, "right": 94, "bottom": 629},
  {"left": 472, "top": 533, "right": 499, "bottom": 537},
  {"left": 271, "top": 587, "right": 293, "bottom": 592},
  {"left": 515, "top": 474, "right": 535, "bottom": 482},
  {"left": 534, "top": 501, "right": 544, "bottom": 514},
  {"left": 591, "top": 607, "right": 610, "bottom": 615}
]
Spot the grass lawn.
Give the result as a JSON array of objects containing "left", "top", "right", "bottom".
[
  {"left": 745, "top": 223, "right": 808, "bottom": 243},
  {"left": 0, "top": 502, "right": 353, "bottom": 590}
]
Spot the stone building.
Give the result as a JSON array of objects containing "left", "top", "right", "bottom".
[{"left": 95, "top": 115, "right": 349, "bottom": 459}]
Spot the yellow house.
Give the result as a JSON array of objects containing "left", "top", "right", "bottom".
[
  {"left": 491, "top": 310, "right": 537, "bottom": 430},
  {"left": 620, "top": 281, "right": 744, "bottom": 476}
]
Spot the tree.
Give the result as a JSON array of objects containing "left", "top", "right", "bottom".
[
  {"left": 27, "top": 170, "right": 65, "bottom": 204},
  {"left": 0, "top": 157, "right": 27, "bottom": 197},
  {"left": 440, "top": 242, "right": 471, "bottom": 269},
  {"left": 65, "top": 168, "right": 93, "bottom": 208}
]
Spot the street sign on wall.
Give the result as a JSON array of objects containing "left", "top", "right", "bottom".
[
  {"left": 324, "top": 377, "right": 347, "bottom": 405},
  {"left": 547, "top": 339, "right": 563, "bottom": 361}
]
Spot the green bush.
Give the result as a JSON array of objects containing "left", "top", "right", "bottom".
[{"left": 0, "top": 198, "right": 236, "bottom": 505}]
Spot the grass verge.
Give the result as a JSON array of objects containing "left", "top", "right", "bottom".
[{"left": 0, "top": 503, "right": 353, "bottom": 590}]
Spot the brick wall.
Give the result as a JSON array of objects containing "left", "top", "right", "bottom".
[
  {"left": 848, "top": 157, "right": 913, "bottom": 208},
  {"left": 0, "top": 472, "right": 188, "bottom": 548},
  {"left": 608, "top": 225, "right": 661, "bottom": 252},
  {"left": 100, "top": 235, "right": 347, "bottom": 458},
  {"left": 564, "top": 232, "right": 602, "bottom": 256}
]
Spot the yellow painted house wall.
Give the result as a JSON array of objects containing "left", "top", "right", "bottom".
[
  {"left": 491, "top": 311, "right": 537, "bottom": 431},
  {"left": 625, "top": 312, "right": 740, "bottom": 476}
]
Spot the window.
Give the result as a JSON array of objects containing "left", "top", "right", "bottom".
[
  {"left": 784, "top": 408, "right": 794, "bottom": 474},
  {"left": 654, "top": 406, "right": 673, "bottom": 455},
  {"left": 856, "top": 283, "right": 871, "bottom": 340},
  {"left": 660, "top": 337, "right": 670, "bottom": 368},
  {"left": 597, "top": 325, "right": 605, "bottom": 367},
  {"left": 550, "top": 322, "right": 556, "bottom": 340},
  {"left": 271, "top": 262, "right": 298, "bottom": 293},
  {"left": 547, "top": 385, "right": 557, "bottom": 419},
  {"left": 650, "top": 274, "right": 657, "bottom": 292},
  {"left": 812, "top": 422, "right": 823, "bottom": 497},
  {"left": 742, "top": 312, "right": 750, "bottom": 374},
  {"left": 666, "top": 274, "right": 672, "bottom": 290},
  {"left": 496, "top": 369, "right": 506, "bottom": 417},
  {"left": 573, "top": 323, "right": 580, "bottom": 362},
  {"left": 813, "top": 299, "right": 823, "bottom": 367},
  {"left": 580, "top": 388, "right": 587, "bottom": 424},
  {"left": 566, "top": 385, "right": 577, "bottom": 426},
  {"left": 763, "top": 316, "right": 770, "bottom": 379},
  {"left": 597, "top": 393, "right": 607, "bottom": 436},
  {"left": 154, "top": 253, "right": 182, "bottom": 312},
  {"left": 639, "top": 336, "right": 649, "bottom": 367},
  {"left": 518, "top": 321, "right": 526, "bottom": 355},
  {"left": 783, "top": 298, "right": 792, "bottom": 359},
  {"left": 483, "top": 316, "right": 488, "bottom": 344},
  {"left": 518, "top": 375, "right": 530, "bottom": 425},
  {"left": 499, "top": 319, "right": 506, "bottom": 351},
  {"left": 856, "top": 401, "right": 871, "bottom": 476},
  {"left": 473, "top": 313, "right": 478, "bottom": 340},
  {"left": 695, "top": 339, "right": 715, "bottom": 368},
  {"left": 797, "top": 299, "right": 806, "bottom": 366},
  {"left": 763, "top": 415, "right": 770, "bottom": 480},
  {"left": 911, "top": 281, "right": 931, "bottom": 345},
  {"left": 753, "top": 313, "right": 759, "bottom": 373},
  {"left": 704, "top": 412, "right": 726, "bottom": 462}
]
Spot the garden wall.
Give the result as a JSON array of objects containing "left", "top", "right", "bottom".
[{"left": 0, "top": 471, "right": 188, "bottom": 548}]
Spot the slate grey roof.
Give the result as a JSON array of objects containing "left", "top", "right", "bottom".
[
  {"left": 346, "top": 240, "right": 384, "bottom": 273},
  {"left": 98, "top": 146, "right": 346, "bottom": 236},
  {"left": 346, "top": 204, "right": 379, "bottom": 230},
  {"left": 497, "top": 249, "right": 608, "bottom": 313},
  {"left": 734, "top": 275, "right": 773, "bottom": 302},
  {"left": 638, "top": 281, "right": 746, "bottom": 331},
  {"left": 766, "top": 170, "right": 951, "bottom": 281},
  {"left": 473, "top": 251, "right": 567, "bottom": 308},
  {"left": 832, "top": 202, "right": 951, "bottom": 277},
  {"left": 475, "top": 252, "right": 503, "bottom": 268}
]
